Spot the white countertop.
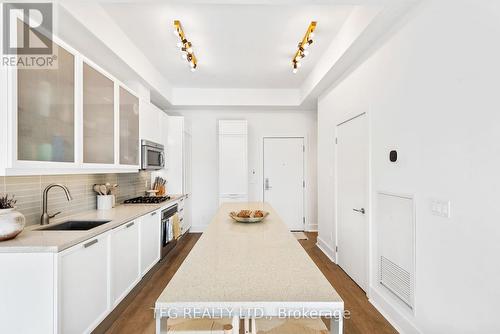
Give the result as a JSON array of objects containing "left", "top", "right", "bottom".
[
  {"left": 156, "top": 202, "right": 343, "bottom": 315},
  {"left": 0, "top": 195, "right": 185, "bottom": 253}
]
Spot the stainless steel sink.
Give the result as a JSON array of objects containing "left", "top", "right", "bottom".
[{"left": 37, "top": 220, "right": 111, "bottom": 231}]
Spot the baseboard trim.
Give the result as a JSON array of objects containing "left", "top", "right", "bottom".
[
  {"left": 316, "top": 236, "right": 336, "bottom": 263},
  {"left": 305, "top": 224, "right": 318, "bottom": 232},
  {"left": 369, "top": 286, "right": 421, "bottom": 334},
  {"left": 189, "top": 225, "right": 206, "bottom": 233}
]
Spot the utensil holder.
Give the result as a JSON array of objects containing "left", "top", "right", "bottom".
[{"left": 97, "top": 195, "right": 113, "bottom": 210}]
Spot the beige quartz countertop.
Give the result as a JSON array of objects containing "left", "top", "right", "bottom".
[
  {"left": 156, "top": 202, "right": 343, "bottom": 313},
  {"left": 0, "top": 195, "right": 185, "bottom": 254}
]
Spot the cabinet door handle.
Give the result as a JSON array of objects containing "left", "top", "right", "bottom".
[
  {"left": 151, "top": 212, "right": 157, "bottom": 216},
  {"left": 84, "top": 239, "right": 98, "bottom": 248},
  {"left": 126, "top": 222, "right": 135, "bottom": 228},
  {"left": 180, "top": 198, "right": 184, "bottom": 202},
  {"left": 179, "top": 208, "right": 184, "bottom": 212}
]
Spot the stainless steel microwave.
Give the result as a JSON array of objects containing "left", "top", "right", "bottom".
[{"left": 141, "top": 140, "right": 165, "bottom": 170}]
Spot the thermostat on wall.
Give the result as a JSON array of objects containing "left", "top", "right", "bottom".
[{"left": 390, "top": 150, "right": 398, "bottom": 162}]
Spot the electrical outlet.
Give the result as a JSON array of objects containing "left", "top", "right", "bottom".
[{"left": 431, "top": 199, "right": 451, "bottom": 218}]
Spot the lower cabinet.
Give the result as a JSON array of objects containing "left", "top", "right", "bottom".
[
  {"left": 140, "top": 210, "right": 161, "bottom": 276},
  {"left": 110, "top": 220, "right": 140, "bottom": 306},
  {"left": 2, "top": 210, "right": 162, "bottom": 334},
  {"left": 59, "top": 233, "right": 109, "bottom": 334}
]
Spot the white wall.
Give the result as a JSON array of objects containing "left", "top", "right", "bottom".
[
  {"left": 179, "top": 110, "right": 317, "bottom": 232},
  {"left": 317, "top": 0, "right": 500, "bottom": 333}
]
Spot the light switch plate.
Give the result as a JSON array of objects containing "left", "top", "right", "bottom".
[{"left": 431, "top": 199, "right": 451, "bottom": 218}]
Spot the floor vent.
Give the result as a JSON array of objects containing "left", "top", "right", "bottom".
[{"left": 380, "top": 256, "right": 412, "bottom": 308}]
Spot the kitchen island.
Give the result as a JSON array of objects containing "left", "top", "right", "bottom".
[{"left": 155, "top": 202, "right": 344, "bottom": 334}]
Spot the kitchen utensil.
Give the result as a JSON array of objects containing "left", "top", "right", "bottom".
[
  {"left": 93, "top": 184, "right": 102, "bottom": 195},
  {"left": 100, "top": 185, "right": 107, "bottom": 196}
]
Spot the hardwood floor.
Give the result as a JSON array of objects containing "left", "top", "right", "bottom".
[
  {"left": 102, "top": 232, "right": 396, "bottom": 334},
  {"left": 300, "top": 233, "right": 397, "bottom": 334}
]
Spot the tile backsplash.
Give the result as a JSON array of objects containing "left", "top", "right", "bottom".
[{"left": 0, "top": 172, "right": 150, "bottom": 226}]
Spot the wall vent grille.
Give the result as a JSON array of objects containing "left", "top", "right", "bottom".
[{"left": 380, "top": 255, "right": 413, "bottom": 308}]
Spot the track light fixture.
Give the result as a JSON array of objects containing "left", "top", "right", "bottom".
[
  {"left": 292, "top": 21, "right": 316, "bottom": 74},
  {"left": 173, "top": 20, "right": 197, "bottom": 72}
]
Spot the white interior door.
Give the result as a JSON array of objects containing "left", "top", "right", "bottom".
[
  {"left": 263, "top": 137, "right": 304, "bottom": 231},
  {"left": 336, "top": 113, "right": 368, "bottom": 291}
]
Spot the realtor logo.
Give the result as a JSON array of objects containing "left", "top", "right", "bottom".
[
  {"left": 1, "top": 3, "right": 56, "bottom": 68},
  {"left": 3, "top": 2, "right": 53, "bottom": 55}
]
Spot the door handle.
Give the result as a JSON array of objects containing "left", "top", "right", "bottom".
[
  {"left": 353, "top": 208, "right": 366, "bottom": 214},
  {"left": 264, "top": 178, "right": 272, "bottom": 190}
]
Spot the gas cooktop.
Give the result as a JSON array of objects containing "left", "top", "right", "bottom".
[{"left": 123, "top": 196, "right": 171, "bottom": 204}]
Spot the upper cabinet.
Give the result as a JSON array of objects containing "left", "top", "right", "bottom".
[
  {"left": 167, "top": 116, "right": 191, "bottom": 195},
  {"left": 17, "top": 42, "right": 75, "bottom": 163},
  {"left": 0, "top": 32, "right": 142, "bottom": 175},
  {"left": 82, "top": 62, "right": 115, "bottom": 165},
  {"left": 139, "top": 100, "right": 162, "bottom": 144},
  {"left": 119, "top": 87, "right": 140, "bottom": 166}
]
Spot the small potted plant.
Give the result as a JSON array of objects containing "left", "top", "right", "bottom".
[{"left": 0, "top": 194, "right": 25, "bottom": 241}]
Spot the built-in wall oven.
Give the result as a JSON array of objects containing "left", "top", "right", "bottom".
[
  {"left": 141, "top": 139, "right": 165, "bottom": 170},
  {"left": 161, "top": 204, "right": 178, "bottom": 259}
]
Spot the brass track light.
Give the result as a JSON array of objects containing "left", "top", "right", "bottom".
[
  {"left": 292, "top": 21, "right": 316, "bottom": 74},
  {"left": 174, "top": 20, "right": 198, "bottom": 72}
]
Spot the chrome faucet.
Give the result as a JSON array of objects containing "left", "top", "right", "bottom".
[{"left": 40, "top": 184, "right": 73, "bottom": 225}]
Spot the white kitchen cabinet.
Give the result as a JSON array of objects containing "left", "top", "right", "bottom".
[
  {"left": 218, "top": 120, "right": 248, "bottom": 204},
  {"left": 0, "top": 30, "right": 141, "bottom": 175},
  {"left": 82, "top": 62, "right": 115, "bottom": 165},
  {"left": 0, "top": 209, "right": 169, "bottom": 333},
  {"left": 0, "top": 253, "right": 56, "bottom": 334},
  {"left": 166, "top": 117, "right": 192, "bottom": 234},
  {"left": 140, "top": 210, "right": 161, "bottom": 276},
  {"left": 167, "top": 116, "right": 192, "bottom": 195},
  {"left": 180, "top": 195, "right": 192, "bottom": 234},
  {"left": 160, "top": 110, "right": 170, "bottom": 169},
  {"left": 58, "top": 233, "right": 110, "bottom": 334},
  {"left": 139, "top": 100, "right": 162, "bottom": 144},
  {"left": 119, "top": 87, "right": 140, "bottom": 167},
  {"left": 110, "top": 220, "right": 140, "bottom": 306}
]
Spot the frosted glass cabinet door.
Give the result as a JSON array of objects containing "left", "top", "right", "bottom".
[
  {"left": 17, "top": 43, "right": 75, "bottom": 162},
  {"left": 119, "top": 87, "right": 139, "bottom": 165},
  {"left": 83, "top": 63, "right": 114, "bottom": 164}
]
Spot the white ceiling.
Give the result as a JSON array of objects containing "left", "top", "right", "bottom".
[{"left": 101, "top": 3, "right": 354, "bottom": 89}]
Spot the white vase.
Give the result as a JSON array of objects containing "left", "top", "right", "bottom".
[{"left": 0, "top": 208, "right": 26, "bottom": 241}]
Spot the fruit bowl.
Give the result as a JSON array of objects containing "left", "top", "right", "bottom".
[{"left": 229, "top": 210, "right": 269, "bottom": 223}]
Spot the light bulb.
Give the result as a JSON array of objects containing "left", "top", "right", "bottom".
[
  {"left": 309, "top": 32, "right": 315, "bottom": 38},
  {"left": 303, "top": 43, "right": 309, "bottom": 50},
  {"left": 191, "top": 67, "right": 196, "bottom": 72},
  {"left": 173, "top": 29, "right": 179, "bottom": 36},
  {"left": 187, "top": 47, "right": 193, "bottom": 53},
  {"left": 182, "top": 53, "right": 187, "bottom": 60},
  {"left": 176, "top": 42, "right": 183, "bottom": 48},
  {"left": 296, "top": 62, "right": 302, "bottom": 68},
  {"left": 303, "top": 50, "right": 309, "bottom": 56},
  {"left": 189, "top": 62, "right": 195, "bottom": 68},
  {"left": 292, "top": 68, "right": 298, "bottom": 74}
]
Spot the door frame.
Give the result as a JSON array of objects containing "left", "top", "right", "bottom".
[
  {"left": 262, "top": 136, "right": 306, "bottom": 231},
  {"left": 334, "top": 111, "right": 372, "bottom": 294}
]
